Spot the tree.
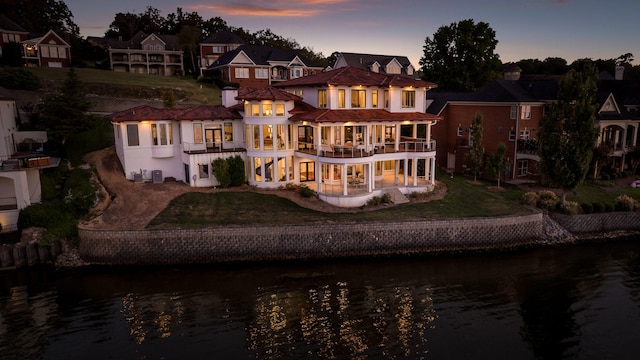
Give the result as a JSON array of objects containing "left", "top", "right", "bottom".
[
  {"left": 627, "top": 146, "right": 640, "bottom": 175},
  {"left": 466, "top": 113, "right": 484, "bottom": 182},
  {"left": 1, "top": 41, "right": 23, "bottom": 66},
  {"left": 162, "top": 89, "right": 177, "bottom": 108},
  {"left": 33, "top": 67, "right": 92, "bottom": 144},
  {"left": 486, "top": 143, "right": 507, "bottom": 187},
  {"left": 419, "top": 19, "right": 502, "bottom": 91},
  {"left": 178, "top": 25, "right": 201, "bottom": 76},
  {"left": 591, "top": 144, "right": 612, "bottom": 179},
  {"left": 538, "top": 62, "right": 599, "bottom": 203}
]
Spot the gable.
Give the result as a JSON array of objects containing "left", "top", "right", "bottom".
[
  {"left": 599, "top": 93, "right": 620, "bottom": 114},
  {"left": 141, "top": 34, "right": 166, "bottom": 50},
  {"left": 385, "top": 58, "right": 402, "bottom": 74},
  {"left": 288, "top": 56, "right": 305, "bottom": 67},
  {"left": 38, "top": 30, "right": 70, "bottom": 47},
  {"left": 229, "top": 50, "right": 256, "bottom": 65}
]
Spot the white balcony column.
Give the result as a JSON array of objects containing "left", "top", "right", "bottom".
[
  {"left": 403, "top": 160, "right": 409, "bottom": 186},
  {"left": 413, "top": 159, "right": 418, "bottom": 186},
  {"left": 342, "top": 164, "right": 348, "bottom": 195},
  {"left": 430, "top": 157, "right": 436, "bottom": 185},
  {"left": 426, "top": 123, "right": 432, "bottom": 149}
]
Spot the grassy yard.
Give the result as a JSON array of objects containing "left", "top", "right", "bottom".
[
  {"left": 147, "top": 173, "right": 532, "bottom": 228},
  {"left": 27, "top": 67, "right": 221, "bottom": 105},
  {"left": 567, "top": 178, "right": 640, "bottom": 205}
]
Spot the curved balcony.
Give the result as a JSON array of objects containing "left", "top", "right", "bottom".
[{"left": 151, "top": 146, "right": 175, "bottom": 158}]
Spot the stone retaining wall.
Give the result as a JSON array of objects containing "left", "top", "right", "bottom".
[
  {"left": 78, "top": 213, "right": 544, "bottom": 265},
  {"left": 551, "top": 212, "right": 640, "bottom": 234}
]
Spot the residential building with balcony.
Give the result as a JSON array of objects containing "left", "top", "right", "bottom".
[
  {"left": 332, "top": 52, "right": 417, "bottom": 78},
  {"left": 1, "top": 98, "right": 58, "bottom": 233},
  {"left": 106, "top": 32, "right": 184, "bottom": 76},
  {"left": 110, "top": 66, "right": 441, "bottom": 207}
]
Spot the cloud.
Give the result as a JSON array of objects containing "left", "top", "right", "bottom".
[{"left": 191, "top": 0, "right": 353, "bottom": 17}]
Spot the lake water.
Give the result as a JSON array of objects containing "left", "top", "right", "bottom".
[{"left": 1, "top": 238, "right": 639, "bottom": 359}]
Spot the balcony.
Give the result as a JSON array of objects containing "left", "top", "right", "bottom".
[
  {"left": 517, "top": 139, "right": 539, "bottom": 154},
  {"left": 183, "top": 142, "right": 245, "bottom": 154},
  {"left": 299, "top": 139, "right": 436, "bottom": 159}
]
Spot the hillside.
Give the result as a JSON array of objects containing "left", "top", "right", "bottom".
[{"left": 23, "top": 67, "right": 222, "bottom": 111}]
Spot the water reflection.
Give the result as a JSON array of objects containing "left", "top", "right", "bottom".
[{"left": 1, "top": 239, "right": 640, "bottom": 359}]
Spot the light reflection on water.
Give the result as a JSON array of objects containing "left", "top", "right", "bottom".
[{"left": 1, "top": 239, "right": 640, "bottom": 359}]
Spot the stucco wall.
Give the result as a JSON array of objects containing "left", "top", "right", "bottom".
[{"left": 78, "top": 213, "right": 543, "bottom": 265}]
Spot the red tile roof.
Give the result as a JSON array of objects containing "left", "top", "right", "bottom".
[
  {"left": 273, "top": 66, "right": 438, "bottom": 89},
  {"left": 237, "top": 86, "right": 303, "bottom": 101},
  {"left": 288, "top": 108, "right": 442, "bottom": 123},
  {"left": 109, "top": 105, "right": 241, "bottom": 122}
]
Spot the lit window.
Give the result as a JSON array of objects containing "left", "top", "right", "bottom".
[
  {"left": 224, "top": 122, "right": 233, "bottom": 141},
  {"left": 402, "top": 90, "right": 415, "bottom": 108},
  {"left": 251, "top": 104, "right": 260, "bottom": 116},
  {"left": 318, "top": 89, "right": 327, "bottom": 108},
  {"left": 276, "top": 104, "right": 285, "bottom": 116},
  {"left": 351, "top": 89, "right": 366, "bottom": 108},
  {"left": 521, "top": 105, "right": 531, "bottom": 119},
  {"left": 263, "top": 103, "right": 273, "bottom": 116},
  {"left": 338, "top": 89, "right": 345, "bottom": 108},
  {"left": 193, "top": 123, "right": 203, "bottom": 144},
  {"left": 371, "top": 89, "right": 378, "bottom": 108}
]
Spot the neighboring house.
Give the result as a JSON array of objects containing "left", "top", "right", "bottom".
[
  {"left": 0, "top": 14, "right": 70, "bottom": 68},
  {"left": 0, "top": 98, "right": 56, "bottom": 233},
  {"left": 203, "top": 45, "right": 323, "bottom": 88},
  {"left": 0, "top": 13, "right": 29, "bottom": 55},
  {"left": 21, "top": 29, "right": 72, "bottom": 67},
  {"left": 427, "top": 76, "right": 553, "bottom": 180},
  {"left": 110, "top": 66, "right": 441, "bottom": 207},
  {"left": 199, "top": 31, "right": 244, "bottom": 74},
  {"left": 105, "top": 32, "right": 184, "bottom": 76},
  {"left": 333, "top": 52, "right": 417, "bottom": 78},
  {"left": 594, "top": 70, "right": 640, "bottom": 172},
  {"left": 428, "top": 67, "right": 640, "bottom": 180}
]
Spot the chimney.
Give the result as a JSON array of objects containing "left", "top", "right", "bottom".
[
  {"left": 221, "top": 86, "right": 239, "bottom": 107},
  {"left": 615, "top": 66, "right": 624, "bottom": 80}
]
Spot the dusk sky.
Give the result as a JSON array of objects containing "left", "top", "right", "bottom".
[{"left": 64, "top": 0, "right": 639, "bottom": 67}]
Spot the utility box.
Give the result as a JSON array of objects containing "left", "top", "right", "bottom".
[
  {"left": 133, "top": 173, "right": 143, "bottom": 183},
  {"left": 152, "top": 170, "right": 163, "bottom": 183}
]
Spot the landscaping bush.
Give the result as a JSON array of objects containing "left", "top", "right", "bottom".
[
  {"left": 0, "top": 67, "right": 41, "bottom": 90},
  {"left": 366, "top": 196, "right": 382, "bottom": 206},
  {"left": 62, "top": 168, "right": 97, "bottom": 217},
  {"left": 610, "top": 172, "right": 619, "bottom": 180},
  {"left": 560, "top": 201, "right": 581, "bottom": 215},
  {"left": 580, "top": 203, "right": 593, "bottom": 214},
  {"left": 381, "top": 193, "right": 392, "bottom": 204},
  {"left": 536, "top": 190, "right": 559, "bottom": 211},
  {"left": 614, "top": 194, "right": 637, "bottom": 211},
  {"left": 212, "top": 158, "right": 231, "bottom": 188},
  {"left": 591, "top": 202, "right": 605, "bottom": 213},
  {"left": 604, "top": 203, "right": 614, "bottom": 212},
  {"left": 600, "top": 174, "right": 610, "bottom": 181},
  {"left": 522, "top": 192, "right": 538, "bottom": 207},
  {"left": 227, "top": 155, "right": 245, "bottom": 186},
  {"left": 299, "top": 185, "right": 314, "bottom": 198}
]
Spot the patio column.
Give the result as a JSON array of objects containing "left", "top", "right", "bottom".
[
  {"left": 413, "top": 159, "right": 418, "bottom": 186},
  {"left": 404, "top": 160, "right": 409, "bottom": 186},
  {"left": 342, "top": 164, "right": 348, "bottom": 196},
  {"left": 368, "top": 162, "right": 374, "bottom": 192},
  {"left": 426, "top": 123, "right": 432, "bottom": 150},
  {"left": 430, "top": 157, "right": 436, "bottom": 185}
]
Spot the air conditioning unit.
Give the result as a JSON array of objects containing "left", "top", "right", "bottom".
[{"left": 152, "top": 170, "right": 163, "bottom": 183}]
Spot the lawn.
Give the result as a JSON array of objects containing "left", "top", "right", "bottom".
[
  {"left": 147, "top": 173, "right": 532, "bottom": 229},
  {"left": 27, "top": 67, "right": 221, "bottom": 105},
  {"left": 567, "top": 178, "right": 640, "bottom": 205}
]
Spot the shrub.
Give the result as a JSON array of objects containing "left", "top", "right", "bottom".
[
  {"left": 560, "top": 201, "right": 581, "bottom": 215},
  {"left": 366, "top": 196, "right": 382, "bottom": 206},
  {"left": 591, "top": 202, "right": 605, "bottom": 213},
  {"left": 601, "top": 174, "right": 610, "bottom": 181},
  {"left": 212, "top": 158, "right": 231, "bottom": 187},
  {"left": 610, "top": 172, "right": 619, "bottom": 180},
  {"left": 62, "top": 168, "right": 97, "bottom": 217},
  {"left": 0, "top": 67, "right": 41, "bottom": 90},
  {"left": 522, "top": 192, "right": 538, "bottom": 206},
  {"left": 381, "top": 193, "right": 392, "bottom": 204},
  {"left": 580, "top": 203, "right": 593, "bottom": 214},
  {"left": 614, "top": 194, "right": 636, "bottom": 211},
  {"left": 299, "top": 185, "right": 314, "bottom": 198},
  {"left": 604, "top": 203, "right": 614, "bottom": 212},
  {"left": 227, "top": 155, "right": 245, "bottom": 186},
  {"left": 536, "top": 190, "right": 559, "bottom": 211},
  {"left": 622, "top": 171, "right": 631, "bottom": 178}
]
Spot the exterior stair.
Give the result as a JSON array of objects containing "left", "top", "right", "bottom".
[{"left": 384, "top": 188, "right": 410, "bottom": 205}]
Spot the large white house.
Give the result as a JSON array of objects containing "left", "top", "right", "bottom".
[
  {"left": 0, "top": 98, "right": 53, "bottom": 232},
  {"left": 110, "top": 66, "right": 441, "bottom": 207}
]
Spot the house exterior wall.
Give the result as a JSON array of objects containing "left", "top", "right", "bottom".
[{"left": 222, "top": 65, "right": 271, "bottom": 88}]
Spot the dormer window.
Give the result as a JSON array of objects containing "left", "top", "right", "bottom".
[
  {"left": 406, "top": 65, "right": 414, "bottom": 76},
  {"left": 370, "top": 63, "right": 380, "bottom": 73}
]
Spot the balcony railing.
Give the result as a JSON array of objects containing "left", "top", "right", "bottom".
[
  {"left": 517, "top": 139, "right": 539, "bottom": 154},
  {"left": 183, "top": 142, "right": 245, "bottom": 154},
  {"left": 298, "top": 139, "right": 436, "bottom": 159}
]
